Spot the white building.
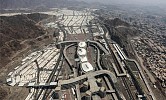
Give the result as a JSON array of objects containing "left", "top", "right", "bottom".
[{"left": 81, "top": 62, "right": 94, "bottom": 72}]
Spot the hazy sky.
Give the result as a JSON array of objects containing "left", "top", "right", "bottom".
[{"left": 78, "top": 0, "right": 166, "bottom": 5}]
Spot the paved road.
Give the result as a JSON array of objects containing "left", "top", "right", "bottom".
[{"left": 59, "top": 70, "right": 117, "bottom": 87}]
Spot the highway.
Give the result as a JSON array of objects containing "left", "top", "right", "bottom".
[
  {"left": 59, "top": 70, "right": 117, "bottom": 86},
  {"left": 126, "top": 58, "right": 157, "bottom": 100},
  {"left": 90, "top": 44, "right": 120, "bottom": 100},
  {"left": 112, "top": 38, "right": 156, "bottom": 100},
  {"left": 35, "top": 42, "right": 64, "bottom": 100},
  {"left": 6, "top": 8, "right": 157, "bottom": 100},
  {"left": 39, "top": 10, "right": 120, "bottom": 100}
]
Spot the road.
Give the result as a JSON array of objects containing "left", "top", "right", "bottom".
[{"left": 7, "top": 9, "right": 157, "bottom": 100}]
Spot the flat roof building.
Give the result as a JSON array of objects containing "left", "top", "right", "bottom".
[
  {"left": 81, "top": 62, "right": 94, "bottom": 72},
  {"left": 77, "top": 48, "right": 87, "bottom": 56}
]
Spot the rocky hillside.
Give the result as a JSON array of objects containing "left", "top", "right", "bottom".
[
  {"left": 99, "top": 17, "right": 140, "bottom": 58},
  {"left": 26, "top": 13, "right": 50, "bottom": 23},
  {"left": 0, "top": 0, "right": 64, "bottom": 8},
  {"left": 0, "top": 0, "right": 88, "bottom": 9},
  {"left": 0, "top": 13, "right": 50, "bottom": 68}
]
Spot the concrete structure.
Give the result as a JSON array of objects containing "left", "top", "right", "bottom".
[
  {"left": 58, "top": 70, "right": 117, "bottom": 88},
  {"left": 81, "top": 62, "right": 93, "bottom": 72},
  {"left": 81, "top": 81, "right": 89, "bottom": 92},
  {"left": 98, "top": 87, "right": 106, "bottom": 98},
  {"left": 77, "top": 42, "right": 94, "bottom": 73},
  {"left": 80, "top": 56, "right": 88, "bottom": 62},
  {"left": 78, "top": 42, "right": 87, "bottom": 48},
  {"left": 6, "top": 8, "right": 152, "bottom": 100},
  {"left": 96, "top": 78, "right": 102, "bottom": 87},
  {"left": 77, "top": 48, "right": 87, "bottom": 56}
]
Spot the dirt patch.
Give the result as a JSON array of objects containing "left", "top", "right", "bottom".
[{"left": 0, "top": 86, "right": 28, "bottom": 100}]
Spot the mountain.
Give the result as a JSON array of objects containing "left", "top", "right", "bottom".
[
  {"left": 98, "top": 16, "right": 139, "bottom": 58},
  {"left": 77, "top": 0, "right": 166, "bottom": 5},
  {"left": 0, "top": 13, "right": 50, "bottom": 68},
  {"left": 0, "top": 0, "right": 68, "bottom": 9}
]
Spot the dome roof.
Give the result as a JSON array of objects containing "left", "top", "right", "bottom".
[{"left": 78, "top": 42, "right": 86, "bottom": 48}]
